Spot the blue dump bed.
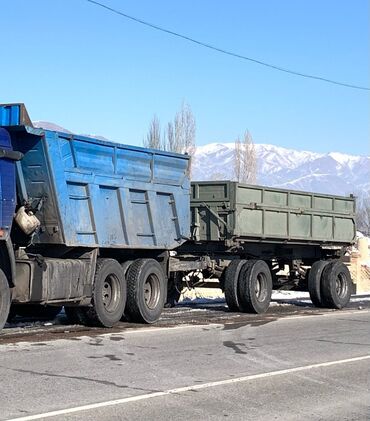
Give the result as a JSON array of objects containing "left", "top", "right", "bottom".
[{"left": 0, "top": 104, "right": 190, "bottom": 250}]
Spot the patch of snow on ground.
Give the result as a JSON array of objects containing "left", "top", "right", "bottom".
[{"left": 179, "top": 287, "right": 370, "bottom": 306}]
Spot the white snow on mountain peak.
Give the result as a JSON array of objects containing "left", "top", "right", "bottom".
[
  {"left": 192, "top": 142, "right": 369, "bottom": 197},
  {"left": 32, "top": 121, "right": 108, "bottom": 141},
  {"left": 33, "top": 121, "right": 72, "bottom": 134}
]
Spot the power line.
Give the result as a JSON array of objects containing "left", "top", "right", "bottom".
[{"left": 86, "top": 0, "right": 369, "bottom": 91}]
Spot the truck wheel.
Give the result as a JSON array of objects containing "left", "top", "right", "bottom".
[
  {"left": 83, "top": 259, "right": 126, "bottom": 327},
  {"left": 0, "top": 269, "right": 11, "bottom": 330},
  {"left": 7, "top": 306, "right": 17, "bottom": 323},
  {"left": 126, "top": 258, "right": 166, "bottom": 324},
  {"left": 64, "top": 307, "right": 88, "bottom": 325},
  {"left": 165, "top": 272, "right": 183, "bottom": 308},
  {"left": 224, "top": 259, "right": 248, "bottom": 311},
  {"left": 308, "top": 260, "right": 330, "bottom": 307},
  {"left": 121, "top": 260, "right": 133, "bottom": 274},
  {"left": 238, "top": 260, "right": 272, "bottom": 314},
  {"left": 321, "top": 261, "right": 352, "bottom": 309},
  {"left": 120, "top": 260, "right": 133, "bottom": 321}
]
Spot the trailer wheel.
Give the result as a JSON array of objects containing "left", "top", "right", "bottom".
[
  {"left": 83, "top": 259, "right": 126, "bottom": 327},
  {"left": 308, "top": 260, "right": 330, "bottom": 307},
  {"left": 224, "top": 259, "right": 248, "bottom": 312},
  {"left": 238, "top": 260, "right": 272, "bottom": 314},
  {"left": 126, "top": 258, "right": 166, "bottom": 323},
  {"left": 321, "top": 261, "right": 352, "bottom": 309},
  {"left": 0, "top": 269, "right": 11, "bottom": 330}
]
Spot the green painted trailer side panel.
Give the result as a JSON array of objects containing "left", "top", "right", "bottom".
[{"left": 191, "top": 181, "right": 356, "bottom": 245}]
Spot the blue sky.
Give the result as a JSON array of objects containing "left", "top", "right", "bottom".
[{"left": 1, "top": 0, "right": 369, "bottom": 155}]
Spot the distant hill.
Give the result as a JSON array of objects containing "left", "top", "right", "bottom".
[
  {"left": 33, "top": 121, "right": 72, "bottom": 133},
  {"left": 32, "top": 121, "right": 108, "bottom": 141}
]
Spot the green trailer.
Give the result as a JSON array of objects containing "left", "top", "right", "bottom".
[
  {"left": 190, "top": 181, "right": 356, "bottom": 245},
  {"left": 170, "top": 181, "right": 356, "bottom": 314}
]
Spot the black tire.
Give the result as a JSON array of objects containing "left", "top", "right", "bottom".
[
  {"left": 308, "top": 260, "right": 331, "bottom": 307},
  {"left": 165, "top": 272, "right": 183, "bottom": 308},
  {"left": 224, "top": 260, "right": 248, "bottom": 312},
  {"left": 15, "top": 305, "right": 62, "bottom": 320},
  {"left": 121, "top": 260, "right": 133, "bottom": 275},
  {"left": 83, "top": 258, "right": 126, "bottom": 327},
  {"left": 126, "top": 258, "right": 166, "bottom": 324},
  {"left": 120, "top": 260, "right": 133, "bottom": 321},
  {"left": 238, "top": 260, "right": 272, "bottom": 314},
  {"left": 7, "top": 306, "right": 17, "bottom": 323},
  {"left": 64, "top": 306, "right": 88, "bottom": 325},
  {"left": 0, "top": 269, "right": 11, "bottom": 330},
  {"left": 321, "top": 261, "right": 352, "bottom": 309}
]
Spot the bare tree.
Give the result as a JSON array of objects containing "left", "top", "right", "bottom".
[
  {"left": 233, "top": 130, "right": 257, "bottom": 184},
  {"left": 144, "top": 103, "right": 197, "bottom": 176},
  {"left": 158, "top": 102, "right": 196, "bottom": 175},
  {"left": 234, "top": 137, "right": 242, "bottom": 183},
  {"left": 177, "top": 102, "right": 196, "bottom": 155},
  {"left": 356, "top": 197, "right": 370, "bottom": 236},
  {"left": 173, "top": 102, "right": 196, "bottom": 175},
  {"left": 210, "top": 171, "right": 227, "bottom": 181},
  {"left": 167, "top": 102, "right": 196, "bottom": 154},
  {"left": 165, "top": 121, "right": 175, "bottom": 152},
  {"left": 143, "top": 115, "right": 162, "bottom": 150}
]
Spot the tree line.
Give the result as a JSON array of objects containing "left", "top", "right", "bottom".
[{"left": 356, "top": 198, "right": 370, "bottom": 236}]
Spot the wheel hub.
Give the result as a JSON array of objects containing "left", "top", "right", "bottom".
[
  {"left": 255, "top": 272, "right": 268, "bottom": 302},
  {"left": 336, "top": 273, "right": 348, "bottom": 298},
  {"left": 144, "top": 274, "right": 160, "bottom": 310},
  {"left": 102, "top": 275, "right": 120, "bottom": 313}
]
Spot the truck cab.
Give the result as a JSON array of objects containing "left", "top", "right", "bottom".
[{"left": 0, "top": 105, "right": 29, "bottom": 328}]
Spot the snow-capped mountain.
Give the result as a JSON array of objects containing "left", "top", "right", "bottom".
[
  {"left": 31, "top": 121, "right": 369, "bottom": 197},
  {"left": 192, "top": 143, "right": 370, "bottom": 197},
  {"left": 33, "top": 121, "right": 72, "bottom": 133},
  {"left": 33, "top": 121, "right": 108, "bottom": 141}
]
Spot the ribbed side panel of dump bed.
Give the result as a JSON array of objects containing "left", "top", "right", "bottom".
[{"left": 10, "top": 128, "right": 190, "bottom": 250}]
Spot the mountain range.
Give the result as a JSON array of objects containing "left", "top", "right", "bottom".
[
  {"left": 32, "top": 121, "right": 369, "bottom": 198},
  {"left": 192, "top": 143, "right": 369, "bottom": 198}
]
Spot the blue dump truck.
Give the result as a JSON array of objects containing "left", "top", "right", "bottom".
[{"left": 0, "top": 103, "right": 356, "bottom": 331}]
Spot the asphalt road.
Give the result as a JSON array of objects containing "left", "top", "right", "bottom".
[{"left": 0, "top": 306, "right": 369, "bottom": 421}]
